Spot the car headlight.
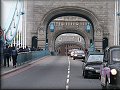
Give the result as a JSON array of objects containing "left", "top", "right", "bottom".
[
  {"left": 85, "top": 66, "right": 94, "bottom": 70},
  {"left": 111, "top": 69, "right": 117, "bottom": 75},
  {"left": 82, "top": 55, "right": 85, "bottom": 56}
]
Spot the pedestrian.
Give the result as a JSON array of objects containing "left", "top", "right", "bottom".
[
  {"left": 9, "top": 46, "right": 12, "bottom": 61},
  {"left": 25, "top": 46, "right": 29, "bottom": 52},
  {"left": 3, "top": 45, "right": 10, "bottom": 67},
  {"left": 11, "top": 46, "right": 18, "bottom": 68},
  {"left": 84, "top": 48, "right": 88, "bottom": 56}
]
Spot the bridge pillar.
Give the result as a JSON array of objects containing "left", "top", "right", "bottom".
[
  {"left": 37, "top": 25, "right": 46, "bottom": 49},
  {"left": 94, "top": 25, "right": 103, "bottom": 52}
]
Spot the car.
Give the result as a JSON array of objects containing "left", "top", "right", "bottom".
[
  {"left": 70, "top": 49, "right": 79, "bottom": 57},
  {"left": 82, "top": 52, "right": 104, "bottom": 78},
  {"left": 70, "top": 51, "right": 75, "bottom": 57},
  {"left": 68, "top": 49, "right": 72, "bottom": 56},
  {"left": 72, "top": 50, "right": 85, "bottom": 60},
  {"left": 100, "top": 46, "right": 120, "bottom": 89}
]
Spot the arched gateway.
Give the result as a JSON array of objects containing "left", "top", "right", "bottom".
[{"left": 38, "top": 6, "right": 103, "bottom": 51}]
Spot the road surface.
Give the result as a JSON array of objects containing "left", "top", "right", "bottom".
[{"left": 1, "top": 56, "right": 102, "bottom": 89}]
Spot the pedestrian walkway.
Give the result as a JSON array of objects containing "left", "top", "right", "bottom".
[
  {"left": 1, "top": 60, "right": 13, "bottom": 74},
  {"left": 1, "top": 60, "right": 31, "bottom": 76},
  {"left": 1, "top": 56, "right": 49, "bottom": 76}
]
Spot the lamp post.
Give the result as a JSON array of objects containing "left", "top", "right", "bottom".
[
  {"left": 0, "top": 26, "right": 4, "bottom": 66},
  {"left": 117, "top": 12, "right": 120, "bottom": 45},
  {"left": 45, "top": 22, "right": 55, "bottom": 50},
  {"left": 86, "top": 21, "right": 95, "bottom": 51}
]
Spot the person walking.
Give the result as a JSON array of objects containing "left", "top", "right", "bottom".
[
  {"left": 11, "top": 46, "right": 18, "bottom": 68},
  {"left": 3, "top": 45, "right": 10, "bottom": 67},
  {"left": 84, "top": 48, "right": 88, "bottom": 56},
  {"left": 9, "top": 46, "right": 12, "bottom": 61}
]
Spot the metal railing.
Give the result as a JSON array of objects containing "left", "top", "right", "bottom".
[{"left": 17, "top": 50, "right": 50, "bottom": 66}]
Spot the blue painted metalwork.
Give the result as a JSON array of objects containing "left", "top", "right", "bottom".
[
  {"left": 45, "top": 42, "right": 48, "bottom": 50},
  {"left": 50, "top": 22, "right": 55, "bottom": 32},
  {"left": 86, "top": 22, "right": 91, "bottom": 33},
  {"left": 117, "top": 12, "right": 120, "bottom": 16},
  {"left": 17, "top": 50, "right": 50, "bottom": 65},
  {"left": 88, "top": 43, "right": 95, "bottom": 52}
]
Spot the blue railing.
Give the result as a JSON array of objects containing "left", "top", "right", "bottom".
[{"left": 17, "top": 50, "right": 50, "bottom": 65}]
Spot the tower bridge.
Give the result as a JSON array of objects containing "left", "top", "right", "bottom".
[
  {"left": 25, "top": 0, "right": 119, "bottom": 52},
  {"left": 1, "top": 0, "right": 120, "bottom": 52},
  {"left": 1, "top": 0, "right": 120, "bottom": 89}
]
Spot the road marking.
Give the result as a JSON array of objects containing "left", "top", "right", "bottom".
[
  {"left": 66, "top": 85, "right": 69, "bottom": 90},
  {"left": 67, "top": 74, "right": 70, "bottom": 78},
  {"left": 67, "top": 78, "right": 69, "bottom": 84},
  {"left": 68, "top": 57, "right": 70, "bottom": 66},
  {"left": 68, "top": 66, "right": 70, "bottom": 70},
  {"left": 66, "top": 56, "right": 71, "bottom": 90},
  {"left": 68, "top": 71, "right": 70, "bottom": 74},
  {"left": 68, "top": 68, "right": 70, "bottom": 71}
]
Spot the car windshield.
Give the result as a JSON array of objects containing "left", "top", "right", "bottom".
[
  {"left": 111, "top": 49, "right": 120, "bottom": 62},
  {"left": 75, "top": 50, "right": 84, "bottom": 54},
  {"left": 87, "top": 55, "right": 103, "bottom": 62}
]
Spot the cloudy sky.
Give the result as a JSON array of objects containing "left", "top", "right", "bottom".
[{"left": 1, "top": 0, "right": 17, "bottom": 29}]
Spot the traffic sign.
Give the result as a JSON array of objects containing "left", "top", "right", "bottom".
[{"left": 0, "top": 28, "right": 4, "bottom": 36}]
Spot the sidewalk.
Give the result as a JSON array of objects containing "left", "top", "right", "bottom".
[
  {"left": 1, "top": 56, "right": 49, "bottom": 76},
  {"left": 1, "top": 60, "right": 14, "bottom": 74},
  {"left": 1, "top": 60, "right": 33, "bottom": 76}
]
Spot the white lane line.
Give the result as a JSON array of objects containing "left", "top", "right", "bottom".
[
  {"left": 68, "top": 71, "right": 70, "bottom": 74},
  {"left": 68, "top": 57, "right": 70, "bottom": 65},
  {"left": 66, "top": 56, "right": 71, "bottom": 90},
  {"left": 68, "top": 68, "right": 70, "bottom": 71},
  {"left": 66, "top": 85, "right": 69, "bottom": 90},
  {"left": 68, "top": 56, "right": 70, "bottom": 70},
  {"left": 67, "top": 78, "right": 69, "bottom": 84},
  {"left": 67, "top": 74, "right": 70, "bottom": 79},
  {"left": 68, "top": 65, "right": 70, "bottom": 69}
]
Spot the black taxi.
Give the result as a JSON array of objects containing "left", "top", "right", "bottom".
[{"left": 100, "top": 46, "right": 120, "bottom": 89}]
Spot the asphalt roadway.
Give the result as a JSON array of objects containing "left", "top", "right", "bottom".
[{"left": 1, "top": 56, "right": 102, "bottom": 89}]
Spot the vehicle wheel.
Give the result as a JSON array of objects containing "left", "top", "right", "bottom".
[
  {"left": 83, "top": 71, "right": 88, "bottom": 78},
  {"left": 82, "top": 71, "right": 84, "bottom": 76},
  {"left": 73, "top": 57, "right": 75, "bottom": 60}
]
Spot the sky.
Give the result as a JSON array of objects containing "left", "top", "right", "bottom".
[
  {"left": 1, "top": 0, "right": 17, "bottom": 29},
  {"left": 1, "top": 0, "right": 23, "bottom": 44}
]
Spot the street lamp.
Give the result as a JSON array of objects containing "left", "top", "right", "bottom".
[
  {"left": 45, "top": 22, "right": 55, "bottom": 50},
  {"left": 117, "top": 12, "right": 120, "bottom": 45},
  {"left": 0, "top": 26, "right": 5, "bottom": 65}
]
